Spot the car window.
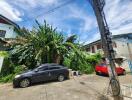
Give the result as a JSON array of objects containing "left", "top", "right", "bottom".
[
  {"left": 38, "top": 67, "right": 48, "bottom": 71},
  {"left": 50, "top": 64, "right": 58, "bottom": 66},
  {"left": 49, "top": 67, "right": 60, "bottom": 70}
]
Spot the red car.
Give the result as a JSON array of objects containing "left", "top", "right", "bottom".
[{"left": 95, "top": 64, "right": 126, "bottom": 75}]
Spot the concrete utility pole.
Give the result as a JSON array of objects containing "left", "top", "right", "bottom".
[{"left": 89, "top": 0, "right": 124, "bottom": 100}]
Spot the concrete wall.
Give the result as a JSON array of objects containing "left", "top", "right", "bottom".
[
  {"left": 87, "top": 38, "right": 132, "bottom": 60},
  {"left": 0, "top": 23, "right": 17, "bottom": 38},
  {"left": 121, "top": 60, "right": 131, "bottom": 72},
  {"left": 113, "top": 39, "right": 132, "bottom": 60},
  {"left": 86, "top": 38, "right": 132, "bottom": 72},
  {"left": 0, "top": 57, "right": 4, "bottom": 72},
  {"left": 113, "top": 39, "right": 132, "bottom": 71}
]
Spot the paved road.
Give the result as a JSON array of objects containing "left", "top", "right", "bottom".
[{"left": 0, "top": 74, "right": 132, "bottom": 100}]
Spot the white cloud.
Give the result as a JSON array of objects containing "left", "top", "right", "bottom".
[
  {"left": 104, "top": 0, "right": 132, "bottom": 35},
  {"left": 36, "top": 2, "right": 99, "bottom": 44},
  {"left": 85, "top": 33, "right": 100, "bottom": 44},
  {"left": 39, "top": 0, "right": 58, "bottom": 5},
  {"left": 0, "top": 0, "right": 22, "bottom": 21},
  {"left": 87, "top": 0, "right": 132, "bottom": 43},
  {"left": 1, "top": 0, "right": 131, "bottom": 44},
  {"left": 10, "top": 0, "right": 59, "bottom": 9},
  {"left": 3, "top": 0, "right": 96, "bottom": 36},
  {"left": 68, "top": 5, "right": 97, "bottom": 32},
  {"left": 39, "top": 3, "right": 97, "bottom": 38},
  {"left": 112, "top": 23, "right": 132, "bottom": 35}
]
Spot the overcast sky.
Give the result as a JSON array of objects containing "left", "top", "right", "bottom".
[{"left": 0, "top": 0, "right": 132, "bottom": 44}]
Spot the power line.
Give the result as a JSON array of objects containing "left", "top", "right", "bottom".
[
  {"left": 19, "top": 0, "right": 76, "bottom": 23},
  {"left": 87, "top": 0, "right": 93, "bottom": 6}
]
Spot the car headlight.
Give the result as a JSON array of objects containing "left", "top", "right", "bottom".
[{"left": 15, "top": 75, "right": 21, "bottom": 78}]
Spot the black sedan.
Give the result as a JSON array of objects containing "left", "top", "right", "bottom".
[{"left": 13, "top": 63, "right": 69, "bottom": 88}]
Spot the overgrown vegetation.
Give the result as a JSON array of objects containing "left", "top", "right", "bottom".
[
  {"left": 0, "top": 65, "right": 27, "bottom": 83},
  {"left": 0, "top": 51, "right": 9, "bottom": 57},
  {"left": 0, "top": 21, "right": 101, "bottom": 83},
  {"left": 63, "top": 51, "right": 101, "bottom": 74},
  {"left": 0, "top": 51, "right": 27, "bottom": 82},
  {"left": 10, "top": 21, "right": 79, "bottom": 69}
]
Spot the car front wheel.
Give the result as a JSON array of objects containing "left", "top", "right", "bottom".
[
  {"left": 58, "top": 75, "right": 65, "bottom": 82},
  {"left": 20, "top": 78, "right": 30, "bottom": 88}
]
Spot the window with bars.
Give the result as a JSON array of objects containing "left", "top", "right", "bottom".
[{"left": 0, "top": 30, "right": 6, "bottom": 37}]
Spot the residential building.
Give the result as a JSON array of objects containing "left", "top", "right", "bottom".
[
  {"left": 84, "top": 33, "right": 132, "bottom": 71},
  {"left": 0, "top": 14, "right": 20, "bottom": 50},
  {"left": 0, "top": 14, "right": 20, "bottom": 72}
]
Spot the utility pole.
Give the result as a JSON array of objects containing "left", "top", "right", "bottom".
[
  {"left": 89, "top": 0, "right": 124, "bottom": 100},
  {"left": 127, "top": 42, "right": 132, "bottom": 61}
]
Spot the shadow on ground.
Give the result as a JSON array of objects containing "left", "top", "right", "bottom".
[
  {"left": 80, "top": 81, "right": 110, "bottom": 100},
  {"left": 97, "top": 95, "right": 110, "bottom": 100}
]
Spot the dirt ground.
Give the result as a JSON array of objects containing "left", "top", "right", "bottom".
[{"left": 0, "top": 74, "right": 132, "bottom": 100}]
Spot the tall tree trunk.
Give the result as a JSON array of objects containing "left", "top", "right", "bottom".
[
  {"left": 60, "top": 55, "right": 64, "bottom": 65},
  {"left": 53, "top": 54, "right": 60, "bottom": 64}
]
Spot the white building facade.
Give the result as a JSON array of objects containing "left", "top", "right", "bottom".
[
  {"left": 0, "top": 14, "right": 19, "bottom": 39},
  {"left": 0, "top": 23, "right": 17, "bottom": 38},
  {"left": 0, "top": 14, "right": 19, "bottom": 72},
  {"left": 84, "top": 33, "right": 132, "bottom": 72}
]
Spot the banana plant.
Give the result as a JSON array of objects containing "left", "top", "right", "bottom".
[{"left": 10, "top": 20, "right": 78, "bottom": 69}]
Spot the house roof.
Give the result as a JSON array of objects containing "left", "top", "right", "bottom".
[
  {"left": 84, "top": 40, "right": 101, "bottom": 48},
  {"left": 84, "top": 33, "right": 132, "bottom": 47},
  {"left": 113, "top": 33, "right": 132, "bottom": 39},
  {"left": 0, "top": 14, "right": 20, "bottom": 29}
]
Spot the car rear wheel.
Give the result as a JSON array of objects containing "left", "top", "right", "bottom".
[
  {"left": 20, "top": 78, "right": 30, "bottom": 88},
  {"left": 58, "top": 74, "right": 65, "bottom": 82},
  {"left": 96, "top": 71, "right": 99, "bottom": 75},
  {"left": 123, "top": 71, "right": 126, "bottom": 75}
]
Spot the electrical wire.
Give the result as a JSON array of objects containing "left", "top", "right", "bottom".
[
  {"left": 87, "top": 0, "right": 93, "bottom": 6},
  {"left": 19, "top": 0, "right": 76, "bottom": 23}
]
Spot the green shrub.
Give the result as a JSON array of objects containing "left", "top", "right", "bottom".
[
  {"left": 0, "top": 51, "right": 9, "bottom": 57},
  {"left": 63, "top": 52, "right": 101, "bottom": 74},
  {"left": 0, "top": 74, "right": 14, "bottom": 83},
  {"left": 0, "top": 58, "right": 13, "bottom": 77},
  {"left": 63, "top": 57, "right": 71, "bottom": 68},
  {"left": 14, "top": 65, "right": 27, "bottom": 74},
  {"left": 0, "top": 65, "right": 27, "bottom": 83}
]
